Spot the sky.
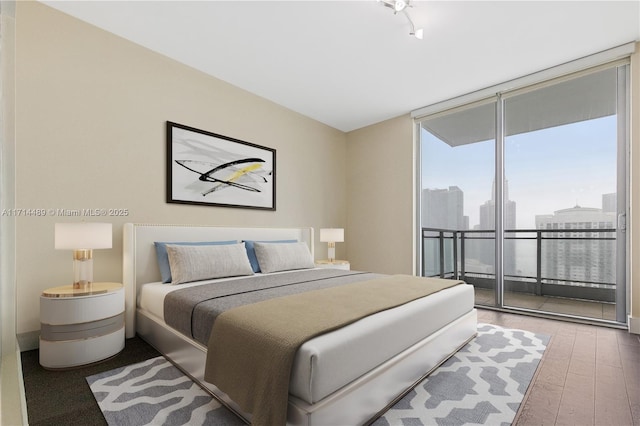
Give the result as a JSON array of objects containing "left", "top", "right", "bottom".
[{"left": 421, "top": 114, "right": 618, "bottom": 229}]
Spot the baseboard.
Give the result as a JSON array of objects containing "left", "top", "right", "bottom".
[
  {"left": 16, "top": 331, "right": 39, "bottom": 352},
  {"left": 628, "top": 315, "right": 640, "bottom": 334}
]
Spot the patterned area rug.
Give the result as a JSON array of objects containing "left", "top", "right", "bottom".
[
  {"left": 87, "top": 323, "right": 548, "bottom": 426},
  {"left": 373, "top": 323, "right": 549, "bottom": 426},
  {"left": 86, "top": 357, "right": 244, "bottom": 426}
]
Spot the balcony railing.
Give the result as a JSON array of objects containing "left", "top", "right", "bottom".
[{"left": 422, "top": 227, "right": 617, "bottom": 303}]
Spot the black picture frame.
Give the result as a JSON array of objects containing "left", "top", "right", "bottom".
[{"left": 166, "top": 121, "right": 276, "bottom": 210}]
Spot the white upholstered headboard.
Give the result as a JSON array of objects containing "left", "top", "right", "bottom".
[{"left": 122, "top": 223, "right": 314, "bottom": 338}]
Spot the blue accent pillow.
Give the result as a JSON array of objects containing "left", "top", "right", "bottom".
[
  {"left": 154, "top": 240, "right": 236, "bottom": 283},
  {"left": 243, "top": 240, "right": 297, "bottom": 272}
]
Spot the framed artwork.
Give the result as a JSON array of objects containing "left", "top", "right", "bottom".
[{"left": 166, "top": 121, "right": 276, "bottom": 210}]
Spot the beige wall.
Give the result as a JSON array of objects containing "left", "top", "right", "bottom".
[
  {"left": 14, "top": 2, "right": 348, "bottom": 336},
  {"left": 346, "top": 115, "right": 415, "bottom": 275}
]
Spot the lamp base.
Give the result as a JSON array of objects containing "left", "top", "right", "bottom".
[
  {"left": 72, "top": 250, "right": 94, "bottom": 289},
  {"left": 72, "top": 280, "right": 92, "bottom": 290},
  {"left": 327, "top": 243, "right": 336, "bottom": 262}
]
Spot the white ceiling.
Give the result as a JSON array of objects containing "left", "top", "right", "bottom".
[{"left": 40, "top": 1, "right": 640, "bottom": 132}]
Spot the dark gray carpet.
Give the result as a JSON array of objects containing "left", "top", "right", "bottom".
[{"left": 21, "top": 336, "right": 161, "bottom": 426}]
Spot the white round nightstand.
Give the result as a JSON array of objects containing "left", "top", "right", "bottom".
[
  {"left": 39, "top": 282, "right": 125, "bottom": 369},
  {"left": 315, "top": 260, "right": 351, "bottom": 270}
]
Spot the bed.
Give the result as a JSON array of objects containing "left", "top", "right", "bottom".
[{"left": 123, "top": 223, "right": 477, "bottom": 425}]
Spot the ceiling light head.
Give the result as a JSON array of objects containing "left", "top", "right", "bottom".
[
  {"left": 379, "top": 0, "right": 410, "bottom": 14},
  {"left": 403, "top": 10, "right": 423, "bottom": 40},
  {"left": 394, "top": 0, "right": 408, "bottom": 12}
]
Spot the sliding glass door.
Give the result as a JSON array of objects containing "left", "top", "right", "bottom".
[
  {"left": 418, "top": 61, "right": 629, "bottom": 324},
  {"left": 420, "top": 101, "right": 497, "bottom": 307},
  {"left": 502, "top": 66, "right": 627, "bottom": 321}
]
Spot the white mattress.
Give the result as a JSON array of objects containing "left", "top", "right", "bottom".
[{"left": 138, "top": 274, "right": 475, "bottom": 404}]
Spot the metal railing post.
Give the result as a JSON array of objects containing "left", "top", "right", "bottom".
[
  {"left": 421, "top": 229, "right": 426, "bottom": 278},
  {"left": 536, "top": 230, "right": 542, "bottom": 296},
  {"left": 453, "top": 231, "right": 459, "bottom": 279},
  {"left": 460, "top": 231, "right": 466, "bottom": 281},
  {"left": 439, "top": 231, "right": 445, "bottom": 278}
]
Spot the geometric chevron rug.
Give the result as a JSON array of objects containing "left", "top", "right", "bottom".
[
  {"left": 87, "top": 323, "right": 548, "bottom": 426},
  {"left": 373, "top": 323, "right": 550, "bottom": 426},
  {"left": 86, "top": 356, "right": 245, "bottom": 426}
]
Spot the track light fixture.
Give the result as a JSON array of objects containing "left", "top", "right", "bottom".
[{"left": 378, "top": 0, "right": 424, "bottom": 39}]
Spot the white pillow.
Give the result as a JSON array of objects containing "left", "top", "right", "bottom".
[
  {"left": 166, "top": 243, "right": 254, "bottom": 284},
  {"left": 253, "top": 242, "right": 315, "bottom": 273}
]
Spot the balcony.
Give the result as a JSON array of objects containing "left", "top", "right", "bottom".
[{"left": 422, "top": 227, "right": 617, "bottom": 321}]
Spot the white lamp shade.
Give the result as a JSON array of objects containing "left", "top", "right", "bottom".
[
  {"left": 320, "top": 228, "right": 344, "bottom": 243},
  {"left": 55, "top": 223, "right": 112, "bottom": 250}
]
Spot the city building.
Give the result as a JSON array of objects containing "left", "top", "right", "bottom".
[
  {"left": 535, "top": 203, "right": 616, "bottom": 286},
  {"left": 602, "top": 192, "right": 616, "bottom": 213},
  {"left": 472, "top": 181, "right": 517, "bottom": 275},
  {"left": 421, "top": 186, "right": 467, "bottom": 230}
]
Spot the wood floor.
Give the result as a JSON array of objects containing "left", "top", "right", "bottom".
[{"left": 478, "top": 309, "right": 640, "bottom": 426}]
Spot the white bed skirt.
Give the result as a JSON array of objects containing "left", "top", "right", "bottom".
[{"left": 136, "top": 307, "right": 477, "bottom": 425}]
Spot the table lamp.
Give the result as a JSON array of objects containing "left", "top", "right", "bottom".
[
  {"left": 55, "top": 222, "right": 112, "bottom": 288},
  {"left": 319, "top": 228, "right": 344, "bottom": 262}
]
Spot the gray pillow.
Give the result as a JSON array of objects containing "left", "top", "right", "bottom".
[
  {"left": 166, "top": 243, "right": 254, "bottom": 284},
  {"left": 253, "top": 242, "right": 315, "bottom": 273},
  {"left": 154, "top": 240, "right": 237, "bottom": 283}
]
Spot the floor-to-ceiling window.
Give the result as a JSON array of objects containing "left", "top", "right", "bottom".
[
  {"left": 417, "top": 55, "right": 630, "bottom": 325},
  {"left": 420, "top": 101, "right": 497, "bottom": 303}
]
